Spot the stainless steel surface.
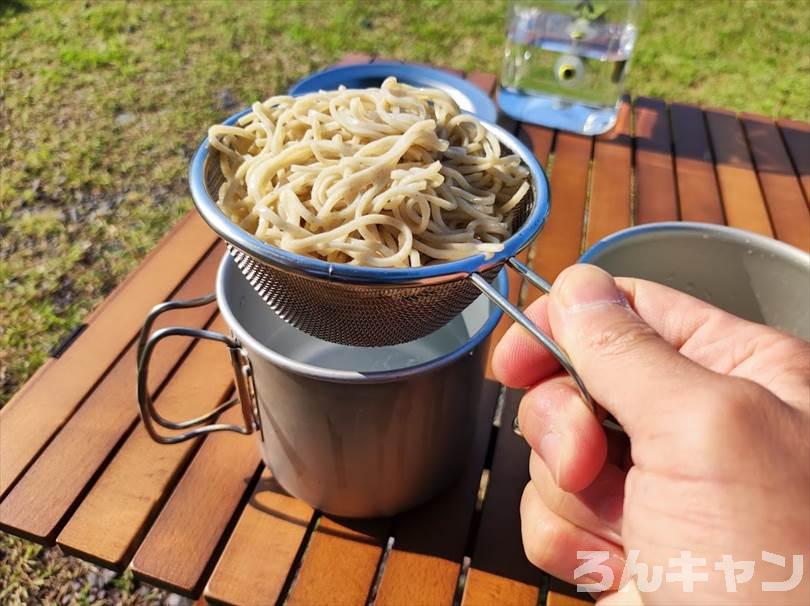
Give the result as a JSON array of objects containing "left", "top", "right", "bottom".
[
  {"left": 580, "top": 222, "right": 810, "bottom": 340},
  {"left": 508, "top": 256, "right": 552, "bottom": 292},
  {"left": 219, "top": 254, "right": 505, "bottom": 517},
  {"left": 137, "top": 254, "right": 508, "bottom": 517}
]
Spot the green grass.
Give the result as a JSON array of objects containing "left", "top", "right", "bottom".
[
  {"left": 0, "top": 0, "right": 808, "bottom": 602},
  {"left": 1, "top": 0, "right": 808, "bottom": 409}
]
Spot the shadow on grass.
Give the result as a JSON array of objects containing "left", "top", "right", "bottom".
[{"left": 0, "top": 0, "right": 29, "bottom": 21}]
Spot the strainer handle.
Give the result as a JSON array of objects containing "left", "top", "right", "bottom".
[
  {"left": 136, "top": 295, "right": 259, "bottom": 445},
  {"left": 469, "top": 269, "right": 595, "bottom": 414}
]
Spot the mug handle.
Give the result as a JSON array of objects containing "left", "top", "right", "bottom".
[{"left": 136, "top": 294, "right": 259, "bottom": 444}]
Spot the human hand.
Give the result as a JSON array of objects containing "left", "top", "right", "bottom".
[{"left": 492, "top": 264, "right": 810, "bottom": 605}]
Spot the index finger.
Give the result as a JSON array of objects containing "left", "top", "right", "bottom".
[{"left": 492, "top": 276, "right": 725, "bottom": 389}]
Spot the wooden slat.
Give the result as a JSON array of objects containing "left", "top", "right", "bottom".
[
  {"left": 285, "top": 516, "right": 390, "bottom": 606},
  {"left": 204, "top": 469, "right": 315, "bottom": 606},
  {"left": 462, "top": 391, "right": 545, "bottom": 606},
  {"left": 777, "top": 118, "right": 810, "bottom": 204},
  {"left": 522, "top": 124, "right": 555, "bottom": 170},
  {"left": 584, "top": 100, "right": 632, "bottom": 248},
  {"left": 531, "top": 132, "right": 593, "bottom": 281},
  {"left": 669, "top": 103, "right": 724, "bottom": 224},
  {"left": 128, "top": 405, "right": 262, "bottom": 595},
  {"left": 486, "top": 124, "right": 554, "bottom": 379},
  {"left": 547, "top": 591, "right": 591, "bottom": 606},
  {"left": 704, "top": 109, "right": 773, "bottom": 236},
  {"left": 0, "top": 213, "right": 217, "bottom": 496},
  {"left": 633, "top": 97, "right": 679, "bottom": 223},
  {"left": 467, "top": 71, "right": 498, "bottom": 96},
  {"left": 56, "top": 314, "right": 235, "bottom": 568},
  {"left": 464, "top": 569, "right": 540, "bottom": 606},
  {"left": 375, "top": 380, "right": 500, "bottom": 606},
  {"left": 547, "top": 577, "right": 593, "bottom": 606},
  {"left": 0, "top": 247, "right": 224, "bottom": 542},
  {"left": 742, "top": 113, "right": 810, "bottom": 251}
]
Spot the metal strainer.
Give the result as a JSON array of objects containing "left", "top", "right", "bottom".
[{"left": 189, "top": 110, "right": 593, "bottom": 408}]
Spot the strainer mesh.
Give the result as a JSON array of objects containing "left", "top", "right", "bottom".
[
  {"left": 204, "top": 140, "right": 535, "bottom": 346},
  {"left": 228, "top": 246, "right": 502, "bottom": 346}
]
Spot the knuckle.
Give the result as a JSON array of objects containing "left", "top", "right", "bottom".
[
  {"left": 529, "top": 452, "right": 566, "bottom": 510},
  {"left": 679, "top": 377, "right": 768, "bottom": 467},
  {"left": 521, "top": 494, "right": 562, "bottom": 569},
  {"left": 523, "top": 519, "right": 555, "bottom": 569},
  {"left": 695, "top": 378, "right": 758, "bottom": 428},
  {"left": 577, "top": 316, "right": 659, "bottom": 361}
]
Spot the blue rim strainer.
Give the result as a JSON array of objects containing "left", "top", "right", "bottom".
[{"left": 189, "top": 110, "right": 594, "bottom": 409}]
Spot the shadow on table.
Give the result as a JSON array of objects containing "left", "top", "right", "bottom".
[
  {"left": 246, "top": 383, "right": 544, "bottom": 590},
  {"left": 646, "top": 99, "right": 802, "bottom": 177},
  {"left": 248, "top": 474, "right": 313, "bottom": 528}
]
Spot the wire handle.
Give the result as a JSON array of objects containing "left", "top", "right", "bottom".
[
  {"left": 136, "top": 295, "right": 259, "bottom": 444},
  {"left": 470, "top": 259, "right": 595, "bottom": 418}
]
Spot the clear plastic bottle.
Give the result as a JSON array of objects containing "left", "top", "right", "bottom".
[{"left": 498, "top": 0, "right": 641, "bottom": 135}]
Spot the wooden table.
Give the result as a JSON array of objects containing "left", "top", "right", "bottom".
[{"left": 1, "top": 54, "right": 808, "bottom": 606}]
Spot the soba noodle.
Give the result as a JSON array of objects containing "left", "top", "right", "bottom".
[{"left": 209, "top": 77, "right": 530, "bottom": 267}]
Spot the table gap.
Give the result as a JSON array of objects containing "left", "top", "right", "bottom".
[
  {"left": 523, "top": 128, "right": 558, "bottom": 305},
  {"left": 537, "top": 574, "right": 551, "bottom": 606},
  {"left": 366, "top": 535, "right": 395, "bottom": 605},
  {"left": 664, "top": 103, "right": 684, "bottom": 221},
  {"left": 738, "top": 116, "right": 778, "bottom": 236},
  {"left": 146, "top": 436, "right": 261, "bottom": 598},
  {"left": 776, "top": 121, "right": 810, "bottom": 205},
  {"left": 461, "top": 422, "right": 502, "bottom": 563},
  {"left": 706, "top": 109, "right": 776, "bottom": 236},
  {"left": 120, "top": 385, "right": 240, "bottom": 569},
  {"left": 452, "top": 556, "right": 472, "bottom": 606},
  {"left": 34, "top": 417, "right": 144, "bottom": 547},
  {"left": 628, "top": 100, "right": 638, "bottom": 226},
  {"left": 699, "top": 108, "right": 730, "bottom": 226},
  {"left": 275, "top": 510, "right": 322, "bottom": 606},
  {"left": 132, "top": 459, "right": 263, "bottom": 598},
  {"left": 36, "top": 310, "right": 224, "bottom": 546},
  {"left": 0, "top": 238, "right": 222, "bottom": 502},
  {"left": 190, "top": 462, "right": 264, "bottom": 599},
  {"left": 7, "top": 54, "right": 804, "bottom": 604},
  {"left": 2, "top": 246, "right": 225, "bottom": 542},
  {"left": 58, "top": 312, "right": 224, "bottom": 548},
  {"left": 579, "top": 155, "right": 596, "bottom": 256}
]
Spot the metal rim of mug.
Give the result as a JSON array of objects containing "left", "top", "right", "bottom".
[
  {"left": 579, "top": 221, "right": 810, "bottom": 268},
  {"left": 215, "top": 254, "right": 508, "bottom": 384}
]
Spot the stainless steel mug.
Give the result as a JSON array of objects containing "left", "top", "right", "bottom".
[
  {"left": 136, "top": 254, "right": 507, "bottom": 517},
  {"left": 579, "top": 222, "right": 810, "bottom": 340}
]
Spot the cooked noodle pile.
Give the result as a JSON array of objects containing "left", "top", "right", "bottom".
[{"left": 208, "top": 77, "right": 530, "bottom": 267}]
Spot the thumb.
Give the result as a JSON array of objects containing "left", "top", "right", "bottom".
[{"left": 548, "top": 264, "right": 723, "bottom": 440}]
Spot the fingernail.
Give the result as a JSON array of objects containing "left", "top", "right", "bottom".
[
  {"left": 539, "top": 431, "right": 562, "bottom": 484},
  {"left": 557, "top": 265, "right": 628, "bottom": 312}
]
